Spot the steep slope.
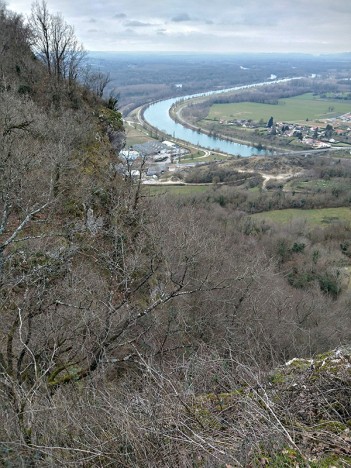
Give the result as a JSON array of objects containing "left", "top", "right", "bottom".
[{"left": 1, "top": 3, "right": 351, "bottom": 467}]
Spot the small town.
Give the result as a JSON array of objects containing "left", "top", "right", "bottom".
[{"left": 220, "top": 111, "right": 351, "bottom": 149}]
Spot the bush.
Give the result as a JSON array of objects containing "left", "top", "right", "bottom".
[{"left": 318, "top": 271, "right": 341, "bottom": 298}]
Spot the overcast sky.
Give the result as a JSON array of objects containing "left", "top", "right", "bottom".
[{"left": 7, "top": 0, "right": 351, "bottom": 54}]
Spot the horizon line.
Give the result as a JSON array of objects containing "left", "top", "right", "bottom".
[{"left": 87, "top": 50, "right": 351, "bottom": 56}]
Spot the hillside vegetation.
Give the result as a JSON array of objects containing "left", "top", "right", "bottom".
[{"left": 0, "top": 3, "right": 351, "bottom": 466}]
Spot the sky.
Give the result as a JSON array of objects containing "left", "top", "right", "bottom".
[{"left": 6, "top": 0, "right": 351, "bottom": 54}]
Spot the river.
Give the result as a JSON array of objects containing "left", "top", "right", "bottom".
[{"left": 143, "top": 78, "right": 302, "bottom": 157}]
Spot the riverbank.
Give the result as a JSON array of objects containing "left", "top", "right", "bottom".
[
  {"left": 143, "top": 100, "right": 266, "bottom": 157},
  {"left": 169, "top": 100, "right": 283, "bottom": 153},
  {"left": 142, "top": 78, "right": 307, "bottom": 157},
  {"left": 137, "top": 105, "right": 235, "bottom": 160}
]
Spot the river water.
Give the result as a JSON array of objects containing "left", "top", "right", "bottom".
[{"left": 143, "top": 78, "right": 302, "bottom": 157}]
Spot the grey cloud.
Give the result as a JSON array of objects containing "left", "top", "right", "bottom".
[
  {"left": 171, "top": 13, "right": 192, "bottom": 22},
  {"left": 125, "top": 20, "right": 152, "bottom": 27},
  {"left": 6, "top": 0, "right": 351, "bottom": 54}
]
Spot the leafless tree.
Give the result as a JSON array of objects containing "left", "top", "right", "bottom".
[
  {"left": 83, "top": 68, "right": 112, "bottom": 98},
  {"left": 29, "top": 1, "right": 85, "bottom": 84}
]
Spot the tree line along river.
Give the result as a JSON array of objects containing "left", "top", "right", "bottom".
[{"left": 143, "top": 78, "right": 302, "bottom": 157}]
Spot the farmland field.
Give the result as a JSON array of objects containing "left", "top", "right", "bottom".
[
  {"left": 124, "top": 122, "right": 156, "bottom": 147},
  {"left": 207, "top": 93, "right": 351, "bottom": 123},
  {"left": 252, "top": 207, "right": 351, "bottom": 225}
]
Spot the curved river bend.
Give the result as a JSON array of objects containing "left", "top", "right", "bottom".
[{"left": 143, "top": 78, "right": 302, "bottom": 157}]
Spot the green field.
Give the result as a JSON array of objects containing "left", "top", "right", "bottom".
[
  {"left": 208, "top": 93, "right": 351, "bottom": 123},
  {"left": 125, "top": 123, "right": 156, "bottom": 146},
  {"left": 285, "top": 178, "right": 350, "bottom": 193},
  {"left": 180, "top": 153, "right": 229, "bottom": 164},
  {"left": 143, "top": 184, "right": 211, "bottom": 196},
  {"left": 252, "top": 207, "right": 351, "bottom": 225}
]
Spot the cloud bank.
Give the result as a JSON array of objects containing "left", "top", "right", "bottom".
[{"left": 7, "top": 0, "right": 351, "bottom": 53}]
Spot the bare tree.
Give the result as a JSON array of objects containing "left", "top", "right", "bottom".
[
  {"left": 29, "top": 1, "right": 85, "bottom": 84},
  {"left": 83, "top": 68, "right": 112, "bottom": 98}
]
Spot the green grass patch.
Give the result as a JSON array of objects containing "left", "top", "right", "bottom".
[
  {"left": 143, "top": 184, "right": 211, "bottom": 196},
  {"left": 293, "top": 179, "right": 334, "bottom": 190},
  {"left": 284, "top": 178, "right": 351, "bottom": 194},
  {"left": 248, "top": 185, "right": 261, "bottom": 193},
  {"left": 125, "top": 123, "right": 157, "bottom": 146},
  {"left": 180, "top": 153, "right": 229, "bottom": 164},
  {"left": 291, "top": 178, "right": 345, "bottom": 191},
  {"left": 178, "top": 150, "right": 206, "bottom": 163},
  {"left": 208, "top": 93, "right": 351, "bottom": 124},
  {"left": 252, "top": 207, "right": 351, "bottom": 225}
]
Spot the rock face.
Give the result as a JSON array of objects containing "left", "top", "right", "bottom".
[
  {"left": 266, "top": 348, "right": 351, "bottom": 462},
  {"left": 86, "top": 207, "right": 104, "bottom": 235},
  {"left": 188, "top": 348, "right": 351, "bottom": 466}
]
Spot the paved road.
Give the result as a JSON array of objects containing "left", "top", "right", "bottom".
[{"left": 269, "top": 147, "right": 347, "bottom": 158}]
